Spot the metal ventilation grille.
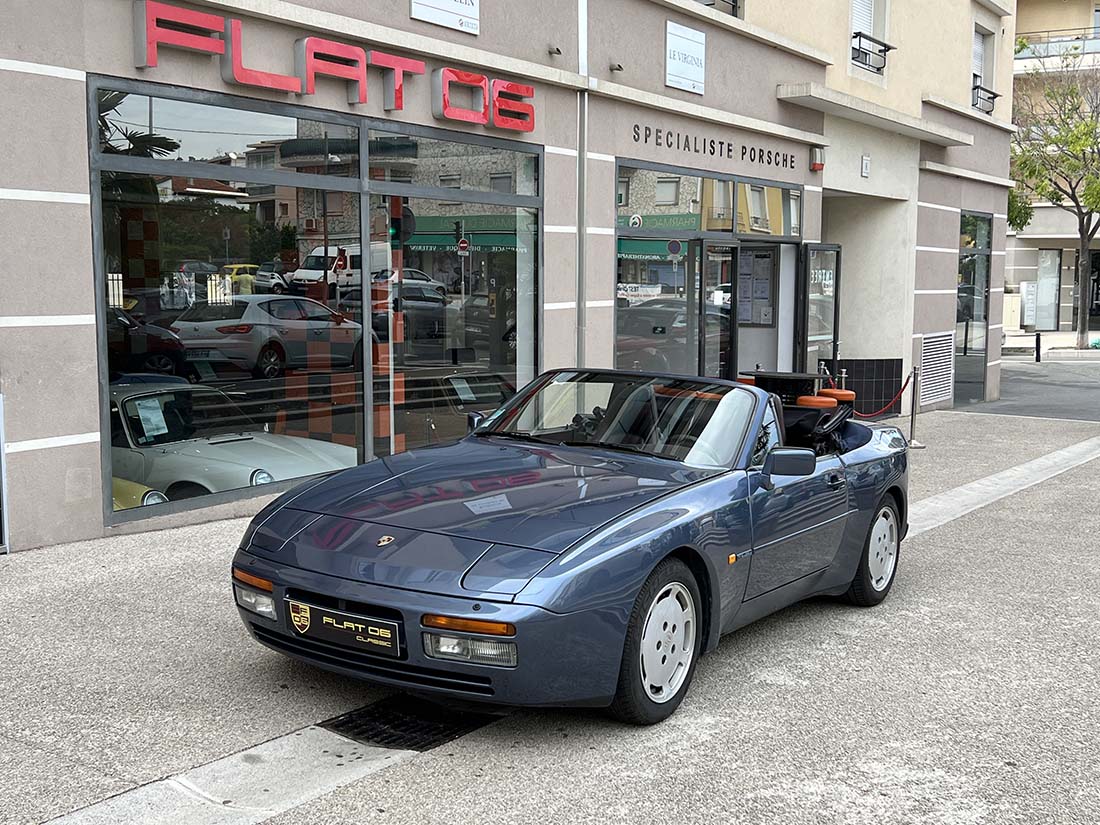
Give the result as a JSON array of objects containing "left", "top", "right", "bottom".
[
  {"left": 320, "top": 695, "right": 500, "bottom": 752},
  {"left": 920, "top": 333, "right": 955, "bottom": 405}
]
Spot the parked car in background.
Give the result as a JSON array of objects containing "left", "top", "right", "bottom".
[
  {"left": 111, "top": 477, "right": 168, "bottom": 511},
  {"left": 171, "top": 295, "right": 362, "bottom": 378},
  {"left": 256, "top": 260, "right": 293, "bottom": 294},
  {"left": 106, "top": 306, "right": 188, "bottom": 377},
  {"left": 221, "top": 264, "right": 259, "bottom": 291},
  {"left": 373, "top": 268, "right": 448, "bottom": 296},
  {"left": 400, "top": 368, "right": 516, "bottom": 447},
  {"left": 291, "top": 243, "right": 377, "bottom": 296},
  {"left": 110, "top": 382, "right": 357, "bottom": 501},
  {"left": 372, "top": 283, "right": 458, "bottom": 347}
]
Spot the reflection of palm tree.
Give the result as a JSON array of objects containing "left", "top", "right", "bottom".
[{"left": 98, "top": 91, "right": 180, "bottom": 158}]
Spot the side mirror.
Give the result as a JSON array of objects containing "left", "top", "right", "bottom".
[
  {"left": 761, "top": 447, "right": 815, "bottom": 489},
  {"left": 467, "top": 410, "right": 486, "bottom": 433}
]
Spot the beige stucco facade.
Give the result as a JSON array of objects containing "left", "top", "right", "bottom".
[{"left": 0, "top": 0, "right": 1013, "bottom": 550}]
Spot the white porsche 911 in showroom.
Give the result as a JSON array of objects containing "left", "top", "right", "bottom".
[{"left": 109, "top": 382, "right": 357, "bottom": 501}]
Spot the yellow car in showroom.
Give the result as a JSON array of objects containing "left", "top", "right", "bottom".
[{"left": 111, "top": 477, "right": 169, "bottom": 511}]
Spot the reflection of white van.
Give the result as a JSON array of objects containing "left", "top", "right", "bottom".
[{"left": 291, "top": 242, "right": 389, "bottom": 294}]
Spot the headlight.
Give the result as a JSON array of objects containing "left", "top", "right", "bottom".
[
  {"left": 422, "top": 632, "right": 517, "bottom": 667},
  {"left": 141, "top": 490, "right": 169, "bottom": 506},
  {"left": 250, "top": 469, "right": 275, "bottom": 486},
  {"left": 234, "top": 585, "right": 277, "bottom": 620}
]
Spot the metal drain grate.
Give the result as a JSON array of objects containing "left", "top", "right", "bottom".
[{"left": 320, "top": 695, "right": 501, "bottom": 752}]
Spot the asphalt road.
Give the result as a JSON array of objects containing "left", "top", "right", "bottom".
[
  {"left": 961, "top": 359, "right": 1100, "bottom": 422},
  {"left": 2, "top": 410, "right": 1099, "bottom": 824}
]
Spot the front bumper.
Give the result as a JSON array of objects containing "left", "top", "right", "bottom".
[{"left": 232, "top": 550, "right": 626, "bottom": 708}]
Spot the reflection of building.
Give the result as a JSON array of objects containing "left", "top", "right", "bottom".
[
  {"left": 154, "top": 176, "right": 247, "bottom": 206},
  {"left": 240, "top": 141, "right": 298, "bottom": 227}
]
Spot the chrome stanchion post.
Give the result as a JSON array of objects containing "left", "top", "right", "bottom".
[
  {"left": 908, "top": 366, "right": 925, "bottom": 450},
  {"left": 839, "top": 368, "right": 848, "bottom": 390}
]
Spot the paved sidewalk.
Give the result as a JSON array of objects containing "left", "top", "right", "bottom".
[{"left": 2, "top": 409, "right": 1099, "bottom": 824}]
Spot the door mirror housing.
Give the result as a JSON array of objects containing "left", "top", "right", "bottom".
[
  {"left": 467, "top": 410, "right": 487, "bottom": 433},
  {"left": 761, "top": 447, "right": 816, "bottom": 489}
]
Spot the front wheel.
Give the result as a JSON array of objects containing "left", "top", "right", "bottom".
[
  {"left": 609, "top": 558, "right": 701, "bottom": 725},
  {"left": 845, "top": 498, "right": 901, "bottom": 606}
]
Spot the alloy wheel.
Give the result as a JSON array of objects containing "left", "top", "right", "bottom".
[
  {"left": 638, "top": 582, "right": 696, "bottom": 704},
  {"left": 868, "top": 507, "right": 898, "bottom": 591}
]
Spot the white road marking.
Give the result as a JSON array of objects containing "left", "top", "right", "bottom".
[
  {"left": 937, "top": 409, "right": 1100, "bottom": 425},
  {"left": 908, "top": 436, "right": 1100, "bottom": 537},
  {"left": 47, "top": 726, "right": 415, "bottom": 825}
]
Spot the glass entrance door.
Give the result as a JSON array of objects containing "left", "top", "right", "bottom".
[
  {"left": 798, "top": 244, "right": 841, "bottom": 374},
  {"left": 615, "top": 238, "right": 736, "bottom": 378},
  {"left": 701, "top": 244, "right": 736, "bottom": 380}
]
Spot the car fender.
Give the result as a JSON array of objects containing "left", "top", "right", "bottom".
[
  {"left": 143, "top": 450, "right": 247, "bottom": 494},
  {"left": 515, "top": 471, "right": 753, "bottom": 652}
]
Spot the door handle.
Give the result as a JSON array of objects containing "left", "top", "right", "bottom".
[{"left": 826, "top": 473, "right": 845, "bottom": 489}]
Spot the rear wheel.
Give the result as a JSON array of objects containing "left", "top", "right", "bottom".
[
  {"left": 609, "top": 558, "right": 701, "bottom": 725},
  {"left": 271, "top": 281, "right": 286, "bottom": 295},
  {"left": 254, "top": 344, "right": 285, "bottom": 379},
  {"left": 845, "top": 499, "right": 901, "bottom": 606}
]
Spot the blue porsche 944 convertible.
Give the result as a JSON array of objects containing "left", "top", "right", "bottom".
[{"left": 233, "top": 369, "right": 908, "bottom": 724}]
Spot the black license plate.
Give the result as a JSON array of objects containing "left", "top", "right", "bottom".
[{"left": 286, "top": 600, "right": 400, "bottom": 657}]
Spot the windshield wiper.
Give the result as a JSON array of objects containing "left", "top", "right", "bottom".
[{"left": 477, "top": 430, "right": 555, "bottom": 446}]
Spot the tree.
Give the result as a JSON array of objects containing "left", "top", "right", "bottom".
[{"left": 1012, "top": 46, "right": 1100, "bottom": 349}]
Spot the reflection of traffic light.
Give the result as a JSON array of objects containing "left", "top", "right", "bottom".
[
  {"left": 389, "top": 216, "right": 402, "bottom": 244},
  {"left": 453, "top": 221, "right": 462, "bottom": 242}
]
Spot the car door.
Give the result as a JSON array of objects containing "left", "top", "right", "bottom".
[
  {"left": 744, "top": 399, "right": 850, "bottom": 599},
  {"left": 109, "top": 405, "right": 147, "bottom": 485},
  {"left": 262, "top": 298, "right": 309, "bottom": 367},
  {"left": 299, "top": 298, "right": 357, "bottom": 365}
]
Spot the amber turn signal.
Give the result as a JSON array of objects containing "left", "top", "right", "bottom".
[
  {"left": 233, "top": 567, "right": 274, "bottom": 592},
  {"left": 422, "top": 614, "right": 516, "bottom": 637}
]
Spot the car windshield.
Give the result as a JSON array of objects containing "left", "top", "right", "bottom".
[
  {"left": 301, "top": 255, "right": 333, "bottom": 269},
  {"left": 121, "top": 388, "right": 257, "bottom": 446},
  {"left": 477, "top": 371, "right": 755, "bottom": 467}
]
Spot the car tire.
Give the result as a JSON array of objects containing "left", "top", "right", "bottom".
[
  {"left": 254, "top": 344, "right": 285, "bottom": 379},
  {"left": 609, "top": 557, "right": 702, "bottom": 725},
  {"left": 844, "top": 497, "right": 901, "bottom": 607},
  {"left": 272, "top": 282, "right": 286, "bottom": 295}
]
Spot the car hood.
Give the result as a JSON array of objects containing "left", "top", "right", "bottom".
[
  {"left": 280, "top": 437, "right": 712, "bottom": 554},
  {"left": 144, "top": 432, "right": 355, "bottom": 478}
]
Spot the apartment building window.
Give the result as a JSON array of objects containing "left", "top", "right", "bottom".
[
  {"left": 1095, "top": 4, "right": 1100, "bottom": 35},
  {"left": 748, "top": 185, "right": 769, "bottom": 231},
  {"left": 440, "top": 173, "right": 461, "bottom": 205},
  {"left": 617, "top": 177, "right": 631, "bottom": 207},
  {"left": 692, "top": 0, "right": 744, "bottom": 18},
  {"left": 655, "top": 177, "right": 681, "bottom": 206},
  {"left": 972, "top": 25, "right": 999, "bottom": 114},
  {"left": 489, "top": 173, "right": 513, "bottom": 194},
  {"left": 851, "top": 0, "right": 894, "bottom": 74}
]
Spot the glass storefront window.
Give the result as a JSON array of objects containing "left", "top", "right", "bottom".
[
  {"left": 616, "top": 168, "right": 705, "bottom": 232},
  {"left": 97, "top": 90, "right": 358, "bottom": 176},
  {"left": 369, "top": 195, "right": 537, "bottom": 454},
  {"left": 99, "top": 172, "right": 363, "bottom": 511},
  {"left": 368, "top": 130, "right": 538, "bottom": 196},
  {"left": 960, "top": 213, "right": 992, "bottom": 249},
  {"left": 806, "top": 247, "right": 838, "bottom": 368}
]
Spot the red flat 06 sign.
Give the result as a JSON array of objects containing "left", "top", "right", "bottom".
[{"left": 133, "top": 0, "right": 535, "bottom": 133}]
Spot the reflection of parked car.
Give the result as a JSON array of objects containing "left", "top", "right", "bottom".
[
  {"left": 171, "top": 295, "right": 362, "bottom": 378},
  {"left": 374, "top": 268, "right": 448, "bottom": 296},
  {"left": 106, "top": 306, "right": 188, "bottom": 376},
  {"left": 372, "top": 284, "right": 457, "bottom": 345},
  {"left": 462, "top": 293, "right": 517, "bottom": 356},
  {"left": 109, "top": 383, "right": 357, "bottom": 501},
  {"left": 221, "top": 264, "right": 259, "bottom": 287},
  {"left": 112, "top": 477, "right": 168, "bottom": 511},
  {"left": 256, "top": 260, "right": 293, "bottom": 294},
  {"left": 616, "top": 303, "right": 729, "bottom": 375},
  {"left": 109, "top": 371, "right": 190, "bottom": 386},
  {"left": 401, "top": 369, "right": 516, "bottom": 447}
]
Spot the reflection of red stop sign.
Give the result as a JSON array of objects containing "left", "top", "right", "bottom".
[
  {"left": 457, "top": 238, "right": 470, "bottom": 252},
  {"left": 666, "top": 240, "right": 682, "bottom": 256}
]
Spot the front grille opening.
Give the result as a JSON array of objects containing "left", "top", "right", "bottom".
[
  {"left": 285, "top": 588, "right": 404, "bottom": 623},
  {"left": 320, "top": 694, "right": 500, "bottom": 752}
]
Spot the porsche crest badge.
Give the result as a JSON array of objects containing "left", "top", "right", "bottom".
[
  {"left": 377, "top": 535, "right": 395, "bottom": 547},
  {"left": 290, "top": 602, "right": 311, "bottom": 634}
]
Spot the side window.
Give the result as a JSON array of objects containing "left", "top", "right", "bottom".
[
  {"left": 751, "top": 402, "right": 781, "bottom": 468},
  {"left": 264, "top": 299, "right": 305, "bottom": 321},
  {"left": 110, "top": 406, "right": 130, "bottom": 448},
  {"left": 299, "top": 301, "right": 336, "bottom": 323}
]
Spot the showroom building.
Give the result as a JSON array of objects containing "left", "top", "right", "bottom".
[{"left": 0, "top": 0, "right": 1014, "bottom": 551}]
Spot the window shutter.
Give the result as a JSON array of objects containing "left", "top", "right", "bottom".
[
  {"left": 852, "top": 0, "right": 874, "bottom": 34},
  {"left": 972, "top": 29, "right": 986, "bottom": 85}
]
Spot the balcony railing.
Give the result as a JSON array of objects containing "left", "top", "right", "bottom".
[
  {"left": 1016, "top": 27, "right": 1100, "bottom": 59},
  {"left": 972, "top": 77, "right": 1000, "bottom": 114},
  {"left": 692, "top": 0, "right": 744, "bottom": 18},
  {"left": 851, "top": 32, "right": 896, "bottom": 74}
]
